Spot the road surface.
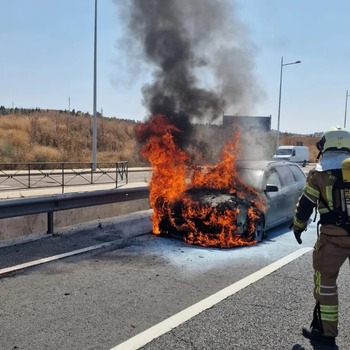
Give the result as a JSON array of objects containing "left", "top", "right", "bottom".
[{"left": 1, "top": 209, "right": 349, "bottom": 350}]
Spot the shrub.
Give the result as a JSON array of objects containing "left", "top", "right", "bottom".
[{"left": 30, "top": 145, "right": 63, "bottom": 163}]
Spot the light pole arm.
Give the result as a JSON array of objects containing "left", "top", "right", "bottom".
[{"left": 276, "top": 57, "right": 301, "bottom": 149}]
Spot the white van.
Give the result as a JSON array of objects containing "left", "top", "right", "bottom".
[{"left": 273, "top": 145, "right": 309, "bottom": 167}]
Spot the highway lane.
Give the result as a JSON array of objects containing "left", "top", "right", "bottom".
[{"left": 2, "top": 210, "right": 349, "bottom": 350}]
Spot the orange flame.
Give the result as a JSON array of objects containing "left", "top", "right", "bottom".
[{"left": 136, "top": 114, "right": 266, "bottom": 248}]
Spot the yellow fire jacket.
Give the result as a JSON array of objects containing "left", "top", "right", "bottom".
[{"left": 293, "top": 168, "right": 350, "bottom": 236}]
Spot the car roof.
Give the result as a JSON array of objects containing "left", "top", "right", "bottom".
[{"left": 235, "top": 160, "right": 296, "bottom": 171}]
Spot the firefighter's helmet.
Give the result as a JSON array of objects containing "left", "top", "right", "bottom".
[{"left": 316, "top": 126, "right": 350, "bottom": 153}]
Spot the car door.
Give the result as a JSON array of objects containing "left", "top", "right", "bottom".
[
  {"left": 275, "top": 164, "right": 306, "bottom": 220},
  {"left": 263, "top": 168, "right": 285, "bottom": 228},
  {"left": 288, "top": 164, "right": 307, "bottom": 216}
]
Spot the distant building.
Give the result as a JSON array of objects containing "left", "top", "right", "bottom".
[{"left": 222, "top": 115, "right": 271, "bottom": 132}]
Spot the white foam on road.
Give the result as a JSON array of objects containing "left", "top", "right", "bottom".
[
  {"left": 119, "top": 221, "right": 317, "bottom": 275},
  {"left": 110, "top": 247, "right": 313, "bottom": 350}
]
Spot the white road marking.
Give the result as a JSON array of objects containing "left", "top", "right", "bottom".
[
  {"left": 0, "top": 242, "right": 115, "bottom": 275},
  {"left": 111, "top": 247, "right": 313, "bottom": 350}
]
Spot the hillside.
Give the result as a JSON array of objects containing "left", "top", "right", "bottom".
[
  {"left": 0, "top": 108, "right": 143, "bottom": 166},
  {"left": 0, "top": 108, "right": 320, "bottom": 165}
]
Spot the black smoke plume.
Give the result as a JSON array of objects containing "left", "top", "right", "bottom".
[{"left": 115, "top": 0, "right": 262, "bottom": 147}]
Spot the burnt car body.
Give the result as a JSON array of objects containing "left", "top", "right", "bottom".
[{"left": 159, "top": 160, "right": 306, "bottom": 244}]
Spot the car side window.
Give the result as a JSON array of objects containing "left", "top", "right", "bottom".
[
  {"left": 275, "top": 165, "right": 295, "bottom": 186},
  {"left": 265, "top": 170, "right": 281, "bottom": 188},
  {"left": 290, "top": 165, "right": 306, "bottom": 182}
]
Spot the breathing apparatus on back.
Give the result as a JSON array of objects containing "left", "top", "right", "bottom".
[
  {"left": 317, "top": 127, "right": 350, "bottom": 228},
  {"left": 340, "top": 158, "right": 350, "bottom": 222}
]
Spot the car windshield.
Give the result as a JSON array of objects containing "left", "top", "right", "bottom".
[
  {"left": 236, "top": 168, "right": 264, "bottom": 191},
  {"left": 275, "top": 149, "right": 292, "bottom": 156}
]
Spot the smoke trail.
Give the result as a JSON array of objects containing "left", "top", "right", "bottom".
[{"left": 115, "top": 0, "right": 262, "bottom": 143}]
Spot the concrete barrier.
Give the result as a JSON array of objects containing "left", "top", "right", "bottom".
[{"left": 0, "top": 182, "right": 150, "bottom": 245}]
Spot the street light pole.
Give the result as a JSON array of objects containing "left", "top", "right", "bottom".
[
  {"left": 276, "top": 56, "right": 301, "bottom": 149},
  {"left": 92, "top": 0, "right": 97, "bottom": 171},
  {"left": 344, "top": 90, "right": 350, "bottom": 128}
]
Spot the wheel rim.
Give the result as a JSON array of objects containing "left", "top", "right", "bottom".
[{"left": 254, "top": 218, "right": 265, "bottom": 242}]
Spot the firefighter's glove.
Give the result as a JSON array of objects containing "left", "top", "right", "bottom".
[{"left": 289, "top": 223, "right": 305, "bottom": 245}]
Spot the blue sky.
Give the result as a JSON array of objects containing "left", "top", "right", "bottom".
[{"left": 1, "top": 0, "right": 350, "bottom": 135}]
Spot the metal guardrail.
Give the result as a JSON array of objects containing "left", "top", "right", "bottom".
[
  {"left": 0, "top": 186, "right": 149, "bottom": 234},
  {"left": 0, "top": 161, "right": 128, "bottom": 193}
]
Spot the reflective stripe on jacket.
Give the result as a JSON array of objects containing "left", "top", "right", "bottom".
[{"left": 293, "top": 168, "right": 349, "bottom": 236}]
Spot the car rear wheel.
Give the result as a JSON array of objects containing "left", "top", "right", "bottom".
[{"left": 254, "top": 216, "right": 265, "bottom": 242}]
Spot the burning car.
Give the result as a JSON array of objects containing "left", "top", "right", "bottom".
[
  {"left": 136, "top": 115, "right": 306, "bottom": 248},
  {"left": 235, "top": 160, "right": 306, "bottom": 239},
  {"left": 158, "top": 185, "right": 264, "bottom": 248},
  {"left": 158, "top": 160, "right": 306, "bottom": 247}
]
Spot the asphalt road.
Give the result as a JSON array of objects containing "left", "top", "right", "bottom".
[{"left": 1, "top": 209, "right": 350, "bottom": 350}]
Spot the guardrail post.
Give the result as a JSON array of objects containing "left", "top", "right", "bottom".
[
  {"left": 61, "top": 163, "right": 65, "bottom": 194},
  {"left": 28, "top": 163, "right": 31, "bottom": 189},
  {"left": 126, "top": 162, "right": 128, "bottom": 184},
  {"left": 47, "top": 211, "right": 54, "bottom": 234},
  {"left": 115, "top": 162, "right": 118, "bottom": 188}
]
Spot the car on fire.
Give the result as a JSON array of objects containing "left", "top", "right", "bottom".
[
  {"left": 158, "top": 160, "right": 306, "bottom": 246},
  {"left": 235, "top": 160, "right": 307, "bottom": 241}
]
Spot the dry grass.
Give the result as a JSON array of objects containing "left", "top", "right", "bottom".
[
  {"left": 0, "top": 109, "right": 320, "bottom": 166},
  {"left": 0, "top": 110, "right": 143, "bottom": 166}
]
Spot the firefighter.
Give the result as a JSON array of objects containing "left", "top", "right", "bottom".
[{"left": 291, "top": 126, "right": 350, "bottom": 349}]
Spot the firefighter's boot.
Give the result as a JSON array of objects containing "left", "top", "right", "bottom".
[{"left": 302, "top": 327, "right": 337, "bottom": 348}]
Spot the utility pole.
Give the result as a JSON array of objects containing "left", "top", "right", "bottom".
[
  {"left": 276, "top": 56, "right": 301, "bottom": 149},
  {"left": 92, "top": 0, "right": 97, "bottom": 170},
  {"left": 344, "top": 90, "right": 350, "bottom": 128},
  {"left": 68, "top": 96, "right": 70, "bottom": 111}
]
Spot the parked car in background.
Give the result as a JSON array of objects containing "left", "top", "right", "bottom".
[
  {"left": 273, "top": 145, "right": 309, "bottom": 167},
  {"left": 159, "top": 160, "right": 307, "bottom": 245}
]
